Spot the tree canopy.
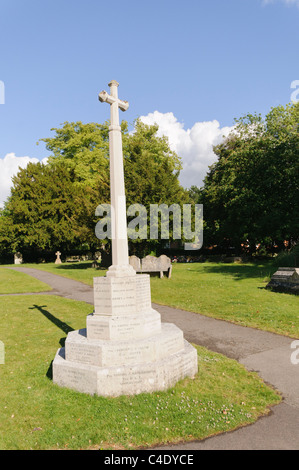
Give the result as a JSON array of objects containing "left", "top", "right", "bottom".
[
  {"left": 0, "top": 119, "right": 189, "bottom": 260},
  {"left": 200, "top": 102, "right": 299, "bottom": 253}
]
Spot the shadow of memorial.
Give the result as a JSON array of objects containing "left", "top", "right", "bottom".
[{"left": 29, "top": 304, "right": 75, "bottom": 380}]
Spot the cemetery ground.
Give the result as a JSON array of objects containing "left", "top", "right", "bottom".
[
  {"left": 0, "top": 261, "right": 297, "bottom": 450},
  {"left": 22, "top": 260, "right": 299, "bottom": 338}
]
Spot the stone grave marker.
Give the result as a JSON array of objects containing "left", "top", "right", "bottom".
[
  {"left": 14, "top": 252, "right": 23, "bottom": 264},
  {"left": 55, "top": 251, "right": 62, "bottom": 264},
  {"left": 129, "top": 255, "right": 141, "bottom": 272},
  {"left": 266, "top": 267, "right": 299, "bottom": 294}
]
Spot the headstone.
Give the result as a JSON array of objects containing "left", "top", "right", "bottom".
[
  {"left": 266, "top": 267, "right": 299, "bottom": 294},
  {"left": 14, "top": 252, "right": 23, "bottom": 265},
  {"left": 129, "top": 255, "right": 141, "bottom": 271},
  {"left": 141, "top": 255, "right": 172, "bottom": 278},
  {"left": 55, "top": 251, "right": 62, "bottom": 264},
  {"left": 52, "top": 81, "right": 197, "bottom": 396}
]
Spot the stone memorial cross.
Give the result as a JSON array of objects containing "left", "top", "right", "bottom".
[
  {"left": 99, "top": 80, "right": 135, "bottom": 277},
  {"left": 52, "top": 81, "right": 198, "bottom": 397},
  {"left": 55, "top": 251, "right": 62, "bottom": 264}
]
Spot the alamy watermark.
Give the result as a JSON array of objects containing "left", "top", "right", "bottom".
[
  {"left": 0, "top": 341, "right": 4, "bottom": 365},
  {"left": 291, "top": 340, "right": 299, "bottom": 365},
  {"left": 95, "top": 202, "right": 203, "bottom": 251},
  {"left": 290, "top": 80, "right": 299, "bottom": 104},
  {"left": 0, "top": 81, "right": 5, "bottom": 104}
]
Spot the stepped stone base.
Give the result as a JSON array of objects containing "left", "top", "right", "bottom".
[
  {"left": 86, "top": 309, "right": 161, "bottom": 341},
  {"left": 65, "top": 323, "right": 184, "bottom": 367},
  {"left": 52, "top": 273, "right": 198, "bottom": 397},
  {"left": 53, "top": 339, "right": 197, "bottom": 397}
]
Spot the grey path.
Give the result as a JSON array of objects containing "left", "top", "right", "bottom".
[{"left": 7, "top": 266, "right": 299, "bottom": 450}]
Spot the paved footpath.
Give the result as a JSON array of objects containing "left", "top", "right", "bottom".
[{"left": 8, "top": 267, "right": 299, "bottom": 450}]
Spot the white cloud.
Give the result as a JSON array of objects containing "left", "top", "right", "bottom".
[
  {"left": 0, "top": 153, "right": 47, "bottom": 208},
  {"left": 139, "top": 111, "right": 234, "bottom": 189},
  {"left": 263, "top": 0, "right": 299, "bottom": 7},
  {"left": 0, "top": 113, "right": 233, "bottom": 207}
]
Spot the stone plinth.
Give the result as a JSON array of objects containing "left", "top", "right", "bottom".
[
  {"left": 93, "top": 274, "right": 151, "bottom": 315},
  {"left": 86, "top": 310, "right": 161, "bottom": 341},
  {"left": 52, "top": 273, "right": 198, "bottom": 396},
  {"left": 65, "top": 323, "right": 184, "bottom": 367},
  {"left": 53, "top": 339, "right": 197, "bottom": 397}
]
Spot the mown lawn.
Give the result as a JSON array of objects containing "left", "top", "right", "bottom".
[
  {"left": 21, "top": 261, "right": 299, "bottom": 338},
  {"left": 0, "top": 294, "right": 280, "bottom": 450},
  {"left": 0, "top": 268, "right": 51, "bottom": 294},
  {"left": 150, "top": 262, "right": 299, "bottom": 338}
]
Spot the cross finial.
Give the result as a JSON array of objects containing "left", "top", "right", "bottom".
[
  {"left": 108, "top": 79, "right": 119, "bottom": 88},
  {"left": 99, "top": 81, "right": 129, "bottom": 128}
]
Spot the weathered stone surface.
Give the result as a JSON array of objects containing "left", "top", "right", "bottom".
[
  {"left": 65, "top": 323, "right": 183, "bottom": 367},
  {"left": 53, "top": 340, "right": 197, "bottom": 397},
  {"left": 129, "top": 255, "right": 141, "bottom": 271},
  {"left": 86, "top": 310, "right": 161, "bottom": 341},
  {"left": 129, "top": 255, "right": 172, "bottom": 278},
  {"left": 266, "top": 267, "right": 299, "bottom": 294},
  {"left": 14, "top": 252, "right": 23, "bottom": 265},
  {"left": 93, "top": 274, "right": 151, "bottom": 315},
  {"left": 53, "top": 270, "right": 198, "bottom": 395},
  {"left": 53, "top": 348, "right": 99, "bottom": 395},
  {"left": 141, "top": 255, "right": 172, "bottom": 278},
  {"left": 55, "top": 251, "right": 62, "bottom": 264}
]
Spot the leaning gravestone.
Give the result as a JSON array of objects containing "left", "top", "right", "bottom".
[
  {"left": 266, "top": 267, "right": 299, "bottom": 295},
  {"left": 129, "top": 255, "right": 141, "bottom": 272},
  {"left": 52, "top": 80, "right": 197, "bottom": 396}
]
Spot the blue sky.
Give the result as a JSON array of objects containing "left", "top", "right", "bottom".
[{"left": 0, "top": 0, "right": 298, "bottom": 206}]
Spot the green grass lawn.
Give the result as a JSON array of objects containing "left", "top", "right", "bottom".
[
  {"left": 150, "top": 262, "right": 299, "bottom": 338},
  {"left": 0, "top": 268, "right": 51, "bottom": 294},
  {"left": 22, "top": 261, "right": 299, "bottom": 338},
  {"left": 0, "top": 294, "right": 280, "bottom": 450},
  {"left": 23, "top": 262, "right": 106, "bottom": 284}
]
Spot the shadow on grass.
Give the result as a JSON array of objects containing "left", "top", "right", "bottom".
[
  {"left": 195, "top": 261, "right": 277, "bottom": 281},
  {"left": 29, "top": 304, "right": 74, "bottom": 336},
  {"left": 55, "top": 262, "right": 107, "bottom": 272},
  {"left": 29, "top": 304, "right": 75, "bottom": 381}
]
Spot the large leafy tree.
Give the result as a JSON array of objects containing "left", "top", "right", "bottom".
[
  {"left": 201, "top": 102, "right": 299, "bottom": 253},
  {"left": 40, "top": 120, "right": 111, "bottom": 191},
  {"left": 124, "top": 120, "right": 190, "bottom": 255},
  {"left": 0, "top": 162, "right": 94, "bottom": 258},
  {"left": 0, "top": 119, "right": 188, "bottom": 258}
]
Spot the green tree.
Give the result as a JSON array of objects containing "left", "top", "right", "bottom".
[
  {"left": 0, "top": 162, "right": 97, "bottom": 258},
  {"left": 40, "top": 120, "right": 111, "bottom": 192},
  {"left": 123, "top": 120, "right": 190, "bottom": 255},
  {"left": 1, "top": 120, "right": 188, "bottom": 258},
  {"left": 201, "top": 102, "right": 299, "bottom": 253}
]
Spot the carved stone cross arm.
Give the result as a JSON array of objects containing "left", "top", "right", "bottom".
[
  {"left": 99, "top": 80, "right": 129, "bottom": 130},
  {"left": 98, "top": 90, "right": 129, "bottom": 112}
]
